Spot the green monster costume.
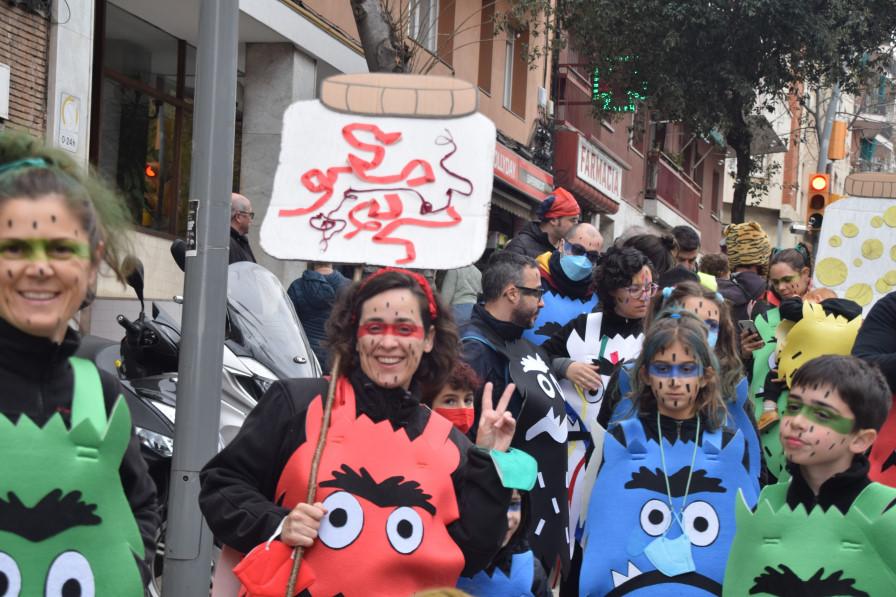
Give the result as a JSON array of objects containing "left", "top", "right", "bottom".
[
  {"left": 0, "top": 358, "right": 144, "bottom": 595},
  {"left": 749, "top": 304, "right": 862, "bottom": 481},
  {"left": 723, "top": 482, "right": 896, "bottom": 596}
]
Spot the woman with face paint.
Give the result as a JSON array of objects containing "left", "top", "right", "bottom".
[
  {"left": 201, "top": 268, "right": 527, "bottom": 597},
  {"left": 0, "top": 133, "right": 158, "bottom": 594},
  {"left": 579, "top": 311, "right": 757, "bottom": 596}
]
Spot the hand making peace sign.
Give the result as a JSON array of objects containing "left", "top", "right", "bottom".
[{"left": 475, "top": 382, "right": 517, "bottom": 452}]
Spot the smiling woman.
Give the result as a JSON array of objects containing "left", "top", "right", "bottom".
[
  {"left": 200, "top": 267, "right": 527, "bottom": 596},
  {"left": 0, "top": 132, "right": 157, "bottom": 595}
]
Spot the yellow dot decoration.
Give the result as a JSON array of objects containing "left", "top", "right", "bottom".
[
  {"left": 886, "top": 270, "right": 896, "bottom": 285},
  {"left": 885, "top": 206, "right": 896, "bottom": 227},
  {"left": 846, "top": 283, "right": 874, "bottom": 306},
  {"left": 872, "top": 216, "right": 884, "bottom": 228},
  {"left": 842, "top": 223, "right": 860, "bottom": 237},
  {"left": 816, "top": 257, "right": 849, "bottom": 287},
  {"left": 854, "top": 258, "right": 863, "bottom": 267},
  {"left": 829, "top": 236, "right": 842, "bottom": 247},
  {"left": 878, "top": 278, "right": 892, "bottom": 293},
  {"left": 892, "top": 245, "right": 896, "bottom": 262},
  {"left": 862, "top": 239, "right": 884, "bottom": 260}
]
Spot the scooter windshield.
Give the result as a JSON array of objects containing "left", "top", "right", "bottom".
[{"left": 227, "top": 262, "right": 321, "bottom": 379}]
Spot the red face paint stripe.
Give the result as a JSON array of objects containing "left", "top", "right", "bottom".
[{"left": 357, "top": 322, "right": 425, "bottom": 339}]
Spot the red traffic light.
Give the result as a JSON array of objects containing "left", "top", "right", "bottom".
[{"left": 809, "top": 173, "right": 829, "bottom": 192}]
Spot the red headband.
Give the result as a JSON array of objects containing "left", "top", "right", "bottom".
[{"left": 358, "top": 267, "right": 438, "bottom": 321}]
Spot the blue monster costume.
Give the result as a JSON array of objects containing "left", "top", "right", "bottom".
[
  {"left": 522, "top": 292, "right": 598, "bottom": 346},
  {"left": 457, "top": 551, "right": 536, "bottom": 597},
  {"left": 580, "top": 415, "right": 758, "bottom": 596}
]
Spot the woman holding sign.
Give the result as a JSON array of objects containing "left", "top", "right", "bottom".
[{"left": 200, "top": 268, "right": 530, "bottom": 597}]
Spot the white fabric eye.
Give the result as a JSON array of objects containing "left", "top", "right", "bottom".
[
  {"left": 318, "top": 491, "right": 364, "bottom": 549},
  {"left": 45, "top": 551, "right": 94, "bottom": 597},
  {"left": 0, "top": 551, "right": 21, "bottom": 597},
  {"left": 682, "top": 501, "right": 720, "bottom": 547},
  {"left": 386, "top": 506, "right": 424, "bottom": 554},
  {"left": 639, "top": 499, "right": 672, "bottom": 537}
]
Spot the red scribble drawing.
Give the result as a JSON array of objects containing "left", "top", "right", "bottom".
[{"left": 278, "top": 122, "right": 473, "bottom": 264}]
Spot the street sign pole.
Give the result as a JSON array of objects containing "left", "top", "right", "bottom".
[{"left": 160, "top": 0, "right": 238, "bottom": 595}]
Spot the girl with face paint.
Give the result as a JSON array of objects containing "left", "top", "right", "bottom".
[{"left": 424, "top": 361, "right": 480, "bottom": 434}]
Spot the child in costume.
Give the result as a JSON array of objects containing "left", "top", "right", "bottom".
[
  {"left": 724, "top": 355, "right": 896, "bottom": 596},
  {"left": 424, "top": 361, "right": 479, "bottom": 434},
  {"left": 580, "top": 310, "right": 758, "bottom": 596},
  {"left": 456, "top": 491, "right": 552, "bottom": 597},
  {"left": 0, "top": 133, "right": 158, "bottom": 595}
]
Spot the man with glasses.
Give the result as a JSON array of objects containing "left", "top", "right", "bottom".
[
  {"left": 523, "top": 223, "right": 603, "bottom": 345},
  {"left": 505, "top": 187, "right": 581, "bottom": 258},
  {"left": 229, "top": 192, "right": 257, "bottom": 264}
]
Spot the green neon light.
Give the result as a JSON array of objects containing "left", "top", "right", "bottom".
[{"left": 592, "top": 56, "right": 647, "bottom": 113}]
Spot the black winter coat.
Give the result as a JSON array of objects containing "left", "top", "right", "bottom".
[
  {"left": 852, "top": 290, "right": 896, "bottom": 393},
  {"left": 287, "top": 269, "right": 350, "bottom": 370},
  {"left": 0, "top": 317, "right": 159, "bottom": 584},
  {"left": 229, "top": 226, "right": 256, "bottom": 264},
  {"left": 198, "top": 369, "right": 512, "bottom": 577},
  {"left": 504, "top": 222, "right": 557, "bottom": 259}
]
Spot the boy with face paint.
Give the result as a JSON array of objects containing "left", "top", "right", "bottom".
[{"left": 724, "top": 356, "right": 896, "bottom": 596}]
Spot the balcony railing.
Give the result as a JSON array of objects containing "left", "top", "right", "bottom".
[{"left": 654, "top": 153, "right": 701, "bottom": 224}]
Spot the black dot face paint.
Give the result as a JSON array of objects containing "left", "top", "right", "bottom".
[
  {"left": 50, "top": 214, "right": 57, "bottom": 223},
  {"left": 685, "top": 383, "right": 692, "bottom": 394},
  {"left": 32, "top": 221, "right": 37, "bottom": 229},
  {"left": 6, "top": 270, "right": 11, "bottom": 279},
  {"left": 6, "top": 219, "right": 11, "bottom": 228}
]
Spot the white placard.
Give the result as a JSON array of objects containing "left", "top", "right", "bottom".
[
  {"left": 260, "top": 100, "right": 496, "bottom": 269},
  {"left": 813, "top": 197, "right": 896, "bottom": 313}
]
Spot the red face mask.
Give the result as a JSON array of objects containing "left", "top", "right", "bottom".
[{"left": 434, "top": 407, "right": 474, "bottom": 434}]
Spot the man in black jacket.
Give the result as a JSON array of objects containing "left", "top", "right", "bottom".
[
  {"left": 229, "top": 193, "right": 257, "bottom": 264},
  {"left": 505, "top": 187, "right": 581, "bottom": 259}
]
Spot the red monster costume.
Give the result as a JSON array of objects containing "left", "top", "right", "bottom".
[{"left": 869, "top": 399, "right": 896, "bottom": 487}]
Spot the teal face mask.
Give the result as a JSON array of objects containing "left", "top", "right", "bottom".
[
  {"left": 0, "top": 238, "right": 91, "bottom": 261},
  {"left": 643, "top": 524, "right": 696, "bottom": 577},
  {"left": 560, "top": 254, "right": 593, "bottom": 281}
]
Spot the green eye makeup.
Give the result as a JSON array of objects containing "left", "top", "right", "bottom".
[
  {"left": 783, "top": 398, "right": 855, "bottom": 434},
  {"left": 0, "top": 238, "right": 91, "bottom": 261}
]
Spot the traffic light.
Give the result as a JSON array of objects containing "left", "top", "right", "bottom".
[{"left": 806, "top": 173, "right": 830, "bottom": 232}]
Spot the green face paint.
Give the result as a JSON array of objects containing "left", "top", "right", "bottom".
[
  {"left": 0, "top": 238, "right": 90, "bottom": 261},
  {"left": 783, "top": 397, "right": 855, "bottom": 434}
]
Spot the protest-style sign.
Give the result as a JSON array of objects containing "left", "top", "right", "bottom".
[{"left": 260, "top": 73, "right": 496, "bottom": 269}]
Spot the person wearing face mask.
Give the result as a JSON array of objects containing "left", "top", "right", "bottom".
[
  {"left": 424, "top": 361, "right": 480, "bottom": 435},
  {"left": 522, "top": 223, "right": 604, "bottom": 345}
]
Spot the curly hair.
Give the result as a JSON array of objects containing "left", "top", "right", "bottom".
[
  {"left": 629, "top": 310, "right": 727, "bottom": 429},
  {"left": 326, "top": 269, "right": 458, "bottom": 396},
  {"left": 622, "top": 233, "right": 676, "bottom": 275},
  {"left": 593, "top": 246, "right": 654, "bottom": 311},
  {"left": 645, "top": 281, "right": 743, "bottom": 399},
  {"left": 422, "top": 360, "right": 481, "bottom": 405},
  {"left": 0, "top": 132, "right": 133, "bottom": 283}
]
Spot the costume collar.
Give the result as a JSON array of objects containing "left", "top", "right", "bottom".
[
  {"left": 0, "top": 316, "right": 79, "bottom": 381},
  {"left": 347, "top": 368, "right": 423, "bottom": 432},
  {"left": 546, "top": 251, "right": 593, "bottom": 300},
  {"left": 786, "top": 454, "right": 871, "bottom": 514},
  {"left": 473, "top": 304, "right": 526, "bottom": 342}
]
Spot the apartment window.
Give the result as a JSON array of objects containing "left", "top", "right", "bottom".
[
  {"left": 503, "top": 29, "right": 529, "bottom": 116},
  {"left": 477, "top": 1, "right": 495, "bottom": 92},
  {"left": 410, "top": 0, "right": 439, "bottom": 53}
]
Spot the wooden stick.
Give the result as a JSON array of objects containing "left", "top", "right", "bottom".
[{"left": 284, "top": 266, "right": 361, "bottom": 596}]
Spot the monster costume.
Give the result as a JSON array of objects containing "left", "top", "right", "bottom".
[
  {"left": 457, "top": 550, "right": 536, "bottom": 597},
  {"left": 580, "top": 414, "right": 757, "bottom": 596},
  {"left": 723, "top": 481, "right": 896, "bottom": 596},
  {"left": 749, "top": 303, "right": 862, "bottom": 480},
  {"left": 0, "top": 357, "right": 144, "bottom": 595}
]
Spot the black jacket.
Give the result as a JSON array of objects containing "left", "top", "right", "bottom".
[
  {"left": 852, "top": 290, "right": 896, "bottom": 393},
  {"left": 785, "top": 455, "right": 871, "bottom": 514},
  {"left": 286, "top": 269, "right": 350, "bottom": 371},
  {"left": 229, "top": 226, "right": 256, "bottom": 264},
  {"left": 0, "top": 317, "right": 159, "bottom": 584},
  {"left": 198, "top": 369, "right": 511, "bottom": 576},
  {"left": 505, "top": 222, "right": 557, "bottom": 259},
  {"left": 718, "top": 270, "right": 767, "bottom": 323}
]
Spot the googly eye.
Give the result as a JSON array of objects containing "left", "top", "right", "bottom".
[
  {"left": 386, "top": 506, "right": 424, "bottom": 554},
  {"left": 682, "top": 501, "right": 720, "bottom": 547},
  {"left": 0, "top": 551, "right": 21, "bottom": 597},
  {"left": 318, "top": 491, "right": 364, "bottom": 550},
  {"left": 45, "top": 551, "right": 94, "bottom": 597},
  {"left": 639, "top": 499, "right": 672, "bottom": 537}
]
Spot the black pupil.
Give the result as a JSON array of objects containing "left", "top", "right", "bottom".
[
  {"left": 0, "top": 572, "right": 8, "bottom": 595},
  {"left": 647, "top": 509, "right": 664, "bottom": 525},
  {"left": 693, "top": 517, "right": 709, "bottom": 533},
  {"left": 330, "top": 508, "right": 348, "bottom": 528},
  {"left": 62, "top": 578, "right": 82, "bottom": 597},
  {"left": 397, "top": 519, "right": 414, "bottom": 539}
]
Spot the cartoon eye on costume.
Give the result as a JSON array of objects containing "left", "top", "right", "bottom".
[
  {"left": 0, "top": 551, "right": 21, "bottom": 597},
  {"left": 682, "top": 501, "right": 720, "bottom": 547},
  {"left": 639, "top": 499, "right": 672, "bottom": 536},
  {"left": 386, "top": 506, "right": 424, "bottom": 554},
  {"left": 318, "top": 491, "right": 364, "bottom": 549},
  {"left": 45, "top": 551, "right": 95, "bottom": 597}
]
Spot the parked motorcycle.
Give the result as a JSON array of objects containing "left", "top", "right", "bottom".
[{"left": 78, "top": 250, "right": 320, "bottom": 595}]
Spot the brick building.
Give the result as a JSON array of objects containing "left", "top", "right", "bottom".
[{"left": 0, "top": 3, "right": 49, "bottom": 136}]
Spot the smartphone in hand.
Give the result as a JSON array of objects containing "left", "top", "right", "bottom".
[{"left": 738, "top": 319, "right": 759, "bottom": 336}]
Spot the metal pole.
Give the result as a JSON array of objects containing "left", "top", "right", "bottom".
[
  {"left": 161, "top": 1, "right": 238, "bottom": 595},
  {"left": 817, "top": 83, "right": 841, "bottom": 173}
]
